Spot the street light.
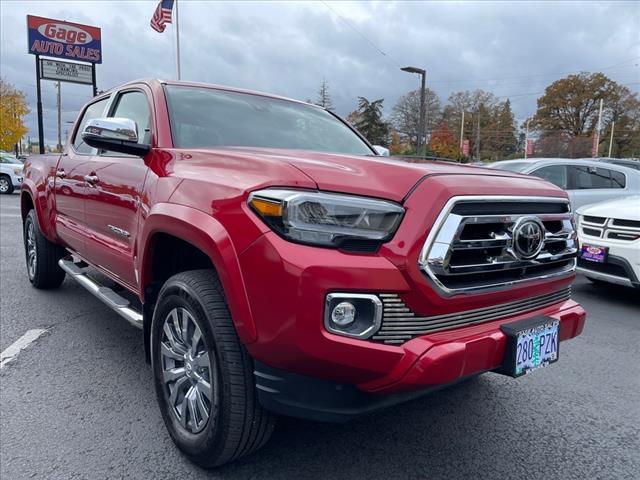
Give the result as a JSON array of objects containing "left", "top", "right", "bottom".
[{"left": 401, "top": 66, "right": 427, "bottom": 156}]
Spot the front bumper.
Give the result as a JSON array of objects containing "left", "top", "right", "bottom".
[
  {"left": 240, "top": 230, "right": 585, "bottom": 396},
  {"left": 576, "top": 234, "right": 640, "bottom": 288}
]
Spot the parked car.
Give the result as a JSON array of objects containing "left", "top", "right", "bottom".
[
  {"left": 0, "top": 152, "right": 23, "bottom": 194},
  {"left": 590, "top": 157, "right": 640, "bottom": 171},
  {"left": 488, "top": 158, "right": 640, "bottom": 210},
  {"left": 576, "top": 195, "right": 640, "bottom": 289},
  {"left": 21, "top": 79, "right": 586, "bottom": 467}
]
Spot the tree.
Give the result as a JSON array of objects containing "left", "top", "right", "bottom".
[
  {"left": 0, "top": 79, "right": 29, "bottom": 152},
  {"left": 429, "top": 123, "right": 460, "bottom": 159},
  {"left": 315, "top": 78, "right": 334, "bottom": 110},
  {"left": 390, "top": 88, "right": 441, "bottom": 150},
  {"left": 530, "top": 72, "right": 640, "bottom": 158},
  {"left": 354, "top": 97, "right": 389, "bottom": 145}
]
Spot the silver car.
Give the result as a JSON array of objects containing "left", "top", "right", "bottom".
[{"left": 487, "top": 158, "right": 640, "bottom": 210}]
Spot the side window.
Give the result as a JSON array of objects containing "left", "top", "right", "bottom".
[
  {"left": 568, "top": 166, "right": 619, "bottom": 189},
  {"left": 109, "top": 91, "right": 151, "bottom": 145},
  {"left": 72, "top": 97, "right": 110, "bottom": 154},
  {"left": 531, "top": 165, "right": 567, "bottom": 189},
  {"left": 610, "top": 170, "right": 626, "bottom": 188}
]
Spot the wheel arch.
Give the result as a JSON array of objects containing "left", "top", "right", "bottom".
[{"left": 139, "top": 203, "right": 257, "bottom": 356}]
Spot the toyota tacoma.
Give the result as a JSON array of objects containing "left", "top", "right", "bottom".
[{"left": 20, "top": 79, "right": 586, "bottom": 467}]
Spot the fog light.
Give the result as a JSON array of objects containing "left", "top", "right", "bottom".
[
  {"left": 331, "top": 302, "right": 356, "bottom": 326},
  {"left": 325, "top": 293, "right": 382, "bottom": 339}
]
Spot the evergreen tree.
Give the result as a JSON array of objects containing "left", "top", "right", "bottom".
[
  {"left": 315, "top": 78, "right": 334, "bottom": 110},
  {"left": 354, "top": 97, "right": 389, "bottom": 146}
]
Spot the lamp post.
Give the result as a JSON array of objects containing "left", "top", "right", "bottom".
[{"left": 401, "top": 66, "right": 426, "bottom": 156}]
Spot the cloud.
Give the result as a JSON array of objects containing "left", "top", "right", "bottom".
[{"left": 1, "top": 0, "right": 638, "bottom": 146}]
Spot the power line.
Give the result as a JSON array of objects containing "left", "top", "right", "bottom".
[{"left": 320, "top": 1, "right": 402, "bottom": 68}]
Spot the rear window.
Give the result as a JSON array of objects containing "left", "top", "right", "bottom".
[{"left": 568, "top": 166, "right": 626, "bottom": 189}]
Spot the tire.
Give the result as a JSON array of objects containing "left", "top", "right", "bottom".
[
  {"left": 0, "top": 175, "right": 14, "bottom": 194},
  {"left": 23, "top": 210, "right": 66, "bottom": 289},
  {"left": 151, "top": 269, "right": 275, "bottom": 468}
]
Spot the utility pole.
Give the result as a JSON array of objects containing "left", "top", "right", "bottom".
[
  {"left": 594, "top": 98, "right": 604, "bottom": 157},
  {"left": 475, "top": 110, "right": 481, "bottom": 160},
  {"left": 56, "top": 81, "right": 62, "bottom": 152},
  {"left": 608, "top": 121, "right": 615, "bottom": 158},
  {"left": 524, "top": 120, "right": 530, "bottom": 159},
  {"left": 459, "top": 111, "right": 465, "bottom": 149}
]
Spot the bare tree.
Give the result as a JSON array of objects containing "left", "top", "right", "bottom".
[{"left": 390, "top": 88, "right": 441, "bottom": 149}]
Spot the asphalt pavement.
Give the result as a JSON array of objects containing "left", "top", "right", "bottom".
[{"left": 1, "top": 192, "right": 639, "bottom": 479}]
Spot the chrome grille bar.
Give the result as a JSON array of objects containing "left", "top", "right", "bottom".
[{"left": 372, "top": 287, "right": 572, "bottom": 345}]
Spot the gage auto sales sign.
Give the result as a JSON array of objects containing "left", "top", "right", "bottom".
[{"left": 27, "top": 15, "right": 102, "bottom": 64}]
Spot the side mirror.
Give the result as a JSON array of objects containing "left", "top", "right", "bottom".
[
  {"left": 81, "top": 117, "right": 150, "bottom": 156},
  {"left": 373, "top": 145, "right": 389, "bottom": 156}
]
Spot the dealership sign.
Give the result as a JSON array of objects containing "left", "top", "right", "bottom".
[
  {"left": 27, "top": 15, "right": 102, "bottom": 64},
  {"left": 40, "top": 59, "right": 93, "bottom": 85}
]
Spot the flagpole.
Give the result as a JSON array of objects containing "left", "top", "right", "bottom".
[{"left": 175, "top": 0, "right": 181, "bottom": 80}]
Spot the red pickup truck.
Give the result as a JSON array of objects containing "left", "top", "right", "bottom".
[{"left": 21, "top": 79, "right": 586, "bottom": 467}]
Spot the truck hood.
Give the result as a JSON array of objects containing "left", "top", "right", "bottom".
[{"left": 206, "top": 147, "right": 538, "bottom": 202}]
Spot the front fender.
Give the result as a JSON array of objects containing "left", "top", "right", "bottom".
[{"left": 139, "top": 203, "right": 257, "bottom": 344}]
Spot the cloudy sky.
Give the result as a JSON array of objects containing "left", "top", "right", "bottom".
[{"left": 1, "top": 0, "right": 638, "bottom": 146}]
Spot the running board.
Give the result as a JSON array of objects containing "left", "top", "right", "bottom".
[{"left": 58, "top": 257, "right": 143, "bottom": 329}]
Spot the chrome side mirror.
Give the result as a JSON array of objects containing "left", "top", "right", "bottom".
[
  {"left": 373, "top": 145, "right": 389, "bottom": 156},
  {"left": 81, "top": 117, "right": 150, "bottom": 156}
]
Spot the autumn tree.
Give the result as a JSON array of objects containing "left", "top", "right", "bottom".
[
  {"left": 390, "top": 88, "right": 441, "bottom": 150},
  {"left": 315, "top": 78, "right": 334, "bottom": 110},
  {"left": 530, "top": 72, "right": 639, "bottom": 158},
  {"left": 0, "top": 79, "right": 29, "bottom": 152},
  {"left": 354, "top": 97, "right": 389, "bottom": 145},
  {"left": 429, "top": 123, "right": 460, "bottom": 159}
]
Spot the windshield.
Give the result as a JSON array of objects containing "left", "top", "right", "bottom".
[
  {"left": 488, "top": 161, "right": 530, "bottom": 172},
  {"left": 164, "top": 85, "right": 373, "bottom": 155}
]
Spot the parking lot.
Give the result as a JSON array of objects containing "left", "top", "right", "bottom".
[{"left": 0, "top": 191, "right": 638, "bottom": 479}]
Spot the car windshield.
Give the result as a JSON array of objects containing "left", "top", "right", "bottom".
[
  {"left": 164, "top": 85, "right": 373, "bottom": 155},
  {"left": 487, "top": 161, "right": 530, "bottom": 172},
  {"left": 0, "top": 153, "right": 22, "bottom": 164}
]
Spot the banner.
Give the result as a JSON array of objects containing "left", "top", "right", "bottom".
[{"left": 27, "top": 15, "right": 102, "bottom": 64}]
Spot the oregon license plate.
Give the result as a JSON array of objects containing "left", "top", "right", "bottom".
[
  {"left": 499, "top": 316, "right": 560, "bottom": 377},
  {"left": 580, "top": 244, "right": 607, "bottom": 263}
]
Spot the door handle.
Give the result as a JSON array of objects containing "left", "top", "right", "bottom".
[
  {"left": 56, "top": 170, "right": 66, "bottom": 179},
  {"left": 84, "top": 174, "right": 99, "bottom": 186}
]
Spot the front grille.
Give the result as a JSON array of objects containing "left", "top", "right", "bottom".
[
  {"left": 581, "top": 215, "right": 640, "bottom": 243},
  {"left": 584, "top": 215, "right": 607, "bottom": 225},
  {"left": 419, "top": 196, "right": 577, "bottom": 295},
  {"left": 372, "top": 287, "right": 572, "bottom": 345}
]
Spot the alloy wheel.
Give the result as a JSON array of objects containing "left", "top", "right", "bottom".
[
  {"left": 26, "top": 222, "right": 37, "bottom": 279},
  {"left": 160, "top": 307, "right": 213, "bottom": 434},
  {"left": 0, "top": 178, "right": 9, "bottom": 193}
]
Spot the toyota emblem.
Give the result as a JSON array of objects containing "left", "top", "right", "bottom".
[{"left": 512, "top": 217, "right": 545, "bottom": 260}]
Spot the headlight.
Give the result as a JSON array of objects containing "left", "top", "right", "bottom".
[
  {"left": 248, "top": 189, "right": 404, "bottom": 248},
  {"left": 14, "top": 168, "right": 22, "bottom": 175}
]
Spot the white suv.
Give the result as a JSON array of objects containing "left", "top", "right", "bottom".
[
  {"left": 0, "top": 152, "right": 24, "bottom": 194},
  {"left": 576, "top": 196, "right": 640, "bottom": 289}
]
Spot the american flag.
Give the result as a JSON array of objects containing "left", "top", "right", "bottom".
[{"left": 150, "top": 0, "right": 174, "bottom": 33}]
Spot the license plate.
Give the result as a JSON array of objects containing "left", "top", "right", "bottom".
[
  {"left": 498, "top": 316, "right": 560, "bottom": 377},
  {"left": 580, "top": 244, "right": 607, "bottom": 263}
]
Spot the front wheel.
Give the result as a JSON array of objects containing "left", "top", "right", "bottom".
[
  {"left": 151, "top": 270, "right": 275, "bottom": 468},
  {"left": 0, "top": 175, "right": 14, "bottom": 194}
]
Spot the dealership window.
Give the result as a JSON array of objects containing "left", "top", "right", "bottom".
[{"left": 72, "top": 97, "right": 110, "bottom": 154}]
